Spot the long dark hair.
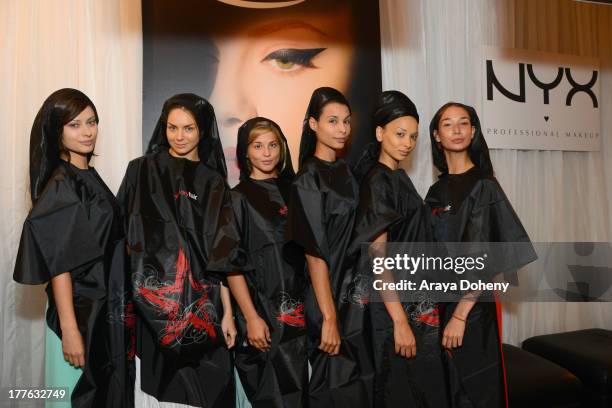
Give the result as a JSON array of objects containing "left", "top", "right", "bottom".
[
  {"left": 352, "top": 90, "right": 419, "bottom": 182},
  {"left": 148, "top": 93, "right": 227, "bottom": 179},
  {"left": 298, "top": 87, "right": 351, "bottom": 168},
  {"left": 29, "top": 88, "right": 99, "bottom": 203},
  {"left": 429, "top": 102, "right": 493, "bottom": 176}
]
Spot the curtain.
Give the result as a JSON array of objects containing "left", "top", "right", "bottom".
[
  {"left": 0, "top": 1, "right": 142, "bottom": 405},
  {"left": 380, "top": 0, "right": 612, "bottom": 345}
]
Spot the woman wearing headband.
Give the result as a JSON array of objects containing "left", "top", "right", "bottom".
[{"left": 351, "top": 91, "right": 449, "bottom": 408}]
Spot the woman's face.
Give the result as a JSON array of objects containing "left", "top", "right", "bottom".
[
  {"left": 166, "top": 108, "right": 200, "bottom": 160},
  {"left": 309, "top": 102, "right": 351, "bottom": 152},
  {"left": 247, "top": 131, "right": 281, "bottom": 179},
  {"left": 377, "top": 116, "right": 418, "bottom": 164},
  {"left": 434, "top": 106, "right": 475, "bottom": 153},
  {"left": 61, "top": 106, "right": 98, "bottom": 156},
  {"left": 209, "top": 10, "right": 354, "bottom": 182}
]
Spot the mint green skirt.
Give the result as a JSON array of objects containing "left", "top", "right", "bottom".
[{"left": 44, "top": 324, "right": 82, "bottom": 407}]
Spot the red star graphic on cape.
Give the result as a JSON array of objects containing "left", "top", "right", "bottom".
[
  {"left": 137, "top": 248, "right": 217, "bottom": 346},
  {"left": 278, "top": 205, "right": 288, "bottom": 216}
]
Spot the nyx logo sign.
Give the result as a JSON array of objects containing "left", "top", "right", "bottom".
[{"left": 486, "top": 60, "right": 598, "bottom": 108}]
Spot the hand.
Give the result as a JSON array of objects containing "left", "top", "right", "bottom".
[
  {"left": 246, "top": 315, "right": 271, "bottom": 352},
  {"left": 221, "top": 313, "right": 237, "bottom": 349},
  {"left": 319, "top": 317, "right": 341, "bottom": 356},
  {"left": 61, "top": 327, "right": 85, "bottom": 368},
  {"left": 442, "top": 315, "right": 466, "bottom": 349},
  {"left": 393, "top": 319, "right": 417, "bottom": 358}
]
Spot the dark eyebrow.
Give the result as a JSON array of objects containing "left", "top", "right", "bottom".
[
  {"left": 247, "top": 19, "right": 327, "bottom": 38},
  {"left": 167, "top": 121, "right": 195, "bottom": 127},
  {"left": 441, "top": 116, "right": 470, "bottom": 122}
]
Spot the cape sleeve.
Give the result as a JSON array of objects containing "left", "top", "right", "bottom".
[
  {"left": 206, "top": 177, "right": 252, "bottom": 273},
  {"left": 229, "top": 189, "right": 249, "bottom": 256},
  {"left": 13, "top": 173, "right": 104, "bottom": 284},
  {"left": 349, "top": 171, "right": 402, "bottom": 255},
  {"left": 116, "top": 159, "right": 139, "bottom": 237},
  {"left": 285, "top": 170, "right": 330, "bottom": 264},
  {"left": 478, "top": 178, "right": 538, "bottom": 283}
]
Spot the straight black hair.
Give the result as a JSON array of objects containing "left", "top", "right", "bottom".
[
  {"left": 298, "top": 87, "right": 351, "bottom": 168},
  {"left": 429, "top": 102, "right": 493, "bottom": 176},
  {"left": 29, "top": 88, "right": 99, "bottom": 203}
]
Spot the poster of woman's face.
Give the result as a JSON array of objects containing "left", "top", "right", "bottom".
[{"left": 143, "top": 0, "right": 381, "bottom": 185}]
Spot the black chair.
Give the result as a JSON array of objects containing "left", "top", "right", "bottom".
[
  {"left": 503, "top": 343, "right": 583, "bottom": 407},
  {"left": 522, "top": 329, "right": 612, "bottom": 408}
]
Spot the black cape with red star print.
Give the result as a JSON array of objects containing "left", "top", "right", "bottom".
[
  {"left": 118, "top": 149, "right": 250, "bottom": 407},
  {"left": 350, "top": 162, "right": 450, "bottom": 408}
]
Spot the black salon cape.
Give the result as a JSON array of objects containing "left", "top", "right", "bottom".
[
  {"left": 13, "top": 162, "right": 134, "bottom": 408},
  {"left": 351, "top": 163, "right": 449, "bottom": 408},
  {"left": 425, "top": 166, "right": 536, "bottom": 408},
  {"left": 118, "top": 150, "right": 249, "bottom": 408},
  {"left": 286, "top": 157, "right": 375, "bottom": 408},
  {"left": 231, "top": 177, "right": 308, "bottom": 408}
]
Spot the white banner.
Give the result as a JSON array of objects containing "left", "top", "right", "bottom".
[{"left": 482, "top": 47, "right": 600, "bottom": 151}]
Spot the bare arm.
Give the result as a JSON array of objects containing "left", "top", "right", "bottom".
[
  {"left": 227, "top": 273, "right": 270, "bottom": 351},
  {"left": 371, "top": 233, "right": 416, "bottom": 358},
  {"left": 453, "top": 298, "right": 477, "bottom": 320},
  {"left": 306, "top": 254, "right": 341, "bottom": 355},
  {"left": 442, "top": 293, "right": 478, "bottom": 349},
  {"left": 220, "top": 282, "right": 233, "bottom": 317},
  {"left": 220, "top": 283, "right": 237, "bottom": 348},
  {"left": 441, "top": 223, "right": 511, "bottom": 349},
  {"left": 51, "top": 272, "right": 84, "bottom": 368}
]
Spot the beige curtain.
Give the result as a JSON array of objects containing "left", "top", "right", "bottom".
[
  {"left": 0, "top": 0, "right": 142, "bottom": 403},
  {"left": 380, "top": 0, "right": 612, "bottom": 345}
]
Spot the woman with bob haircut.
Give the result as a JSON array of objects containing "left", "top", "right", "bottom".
[{"left": 14, "top": 88, "right": 133, "bottom": 408}]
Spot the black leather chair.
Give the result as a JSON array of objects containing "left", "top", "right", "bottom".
[
  {"left": 522, "top": 329, "right": 612, "bottom": 408},
  {"left": 503, "top": 343, "right": 583, "bottom": 407}
]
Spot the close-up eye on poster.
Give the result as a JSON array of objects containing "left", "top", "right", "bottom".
[{"left": 142, "top": 0, "right": 382, "bottom": 185}]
